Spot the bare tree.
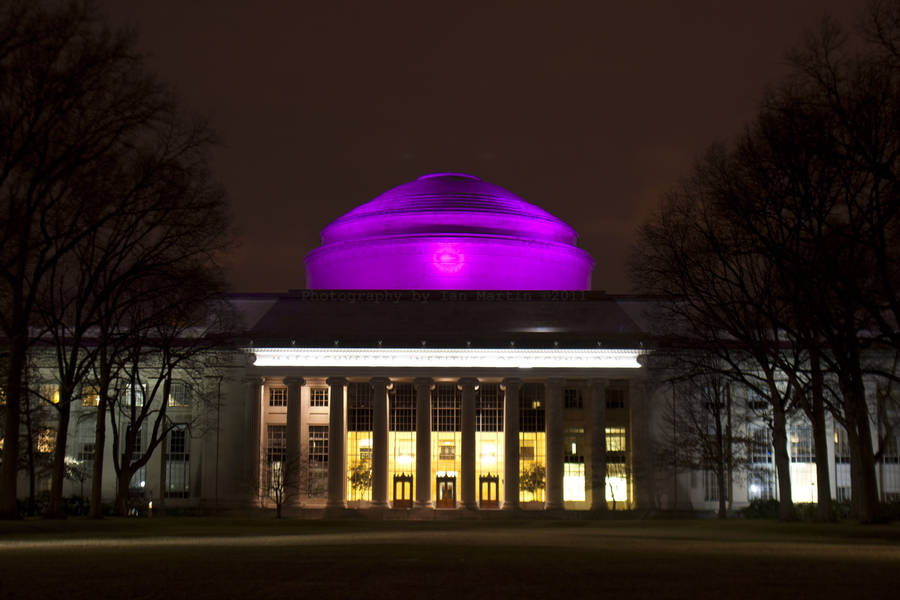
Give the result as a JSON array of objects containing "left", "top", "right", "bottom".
[
  {"left": 0, "top": 0, "right": 233, "bottom": 519},
  {"left": 106, "top": 275, "right": 232, "bottom": 517},
  {"left": 653, "top": 356, "right": 751, "bottom": 518},
  {"left": 633, "top": 1, "right": 899, "bottom": 523}
]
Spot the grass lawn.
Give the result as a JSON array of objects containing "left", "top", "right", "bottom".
[{"left": 1, "top": 517, "right": 899, "bottom": 599}]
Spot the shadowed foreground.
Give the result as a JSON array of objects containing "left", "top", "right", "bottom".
[{"left": 1, "top": 519, "right": 899, "bottom": 599}]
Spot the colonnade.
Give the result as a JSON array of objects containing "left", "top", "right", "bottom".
[{"left": 246, "top": 375, "right": 613, "bottom": 510}]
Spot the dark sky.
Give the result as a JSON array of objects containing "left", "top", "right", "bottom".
[{"left": 101, "top": 0, "right": 863, "bottom": 294}]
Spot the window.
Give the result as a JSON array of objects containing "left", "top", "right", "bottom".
[
  {"left": 266, "top": 425, "right": 286, "bottom": 493},
  {"left": 747, "top": 469, "right": 775, "bottom": 501},
  {"left": 81, "top": 385, "right": 100, "bottom": 407},
  {"left": 347, "top": 383, "right": 373, "bottom": 431},
  {"left": 308, "top": 425, "right": 328, "bottom": 497},
  {"left": 605, "top": 388, "right": 625, "bottom": 410},
  {"left": 749, "top": 426, "right": 772, "bottom": 464},
  {"left": 834, "top": 425, "right": 851, "bottom": 464},
  {"left": 880, "top": 432, "right": 898, "bottom": 464},
  {"left": 477, "top": 383, "right": 503, "bottom": 432},
  {"left": 520, "top": 384, "right": 545, "bottom": 432},
  {"left": 36, "top": 428, "right": 56, "bottom": 454},
  {"left": 77, "top": 442, "right": 95, "bottom": 464},
  {"left": 439, "top": 443, "right": 456, "bottom": 460},
  {"left": 129, "top": 428, "right": 146, "bottom": 490},
  {"left": 704, "top": 470, "right": 727, "bottom": 502},
  {"left": 168, "top": 381, "right": 191, "bottom": 408},
  {"left": 124, "top": 384, "right": 144, "bottom": 407},
  {"left": 40, "top": 384, "right": 60, "bottom": 405},
  {"left": 790, "top": 422, "right": 815, "bottom": 463},
  {"left": 564, "top": 388, "right": 583, "bottom": 410},
  {"left": 606, "top": 427, "right": 626, "bottom": 456},
  {"left": 165, "top": 425, "right": 190, "bottom": 498},
  {"left": 390, "top": 384, "right": 415, "bottom": 431},
  {"left": 746, "top": 389, "right": 768, "bottom": 411},
  {"left": 310, "top": 387, "right": 329, "bottom": 407},
  {"left": 432, "top": 384, "right": 460, "bottom": 432},
  {"left": 564, "top": 457, "right": 585, "bottom": 501},
  {"left": 269, "top": 386, "right": 287, "bottom": 407}
]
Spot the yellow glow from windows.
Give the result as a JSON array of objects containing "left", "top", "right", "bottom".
[
  {"left": 347, "top": 432, "right": 373, "bottom": 502},
  {"left": 82, "top": 385, "right": 100, "bottom": 407},
  {"left": 479, "top": 442, "right": 497, "bottom": 465},
  {"left": 606, "top": 427, "right": 626, "bottom": 452},
  {"left": 519, "top": 431, "right": 546, "bottom": 503},
  {"left": 431, "top": 432, "right": 461, "bottom": 502},
  {"left": 606, "top": 475, "right": 628, "bottom": 503},
  {"left": 36, "top": 428, "right": 56, "bottom": 453},
  {"left": 389, "top": 432, "right": 416, "bottom": 505},
  {"left": 564, "top": 462, "right": 585, "bottom": 501}
]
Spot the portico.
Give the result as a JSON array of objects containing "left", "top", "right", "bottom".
[{"left": 245, "top": 345, "right": 643, "bottom": 511}]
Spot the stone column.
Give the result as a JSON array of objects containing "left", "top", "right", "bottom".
[
  {"left": 458, "top": 377, "right": 479, "bottom": 509},
  {"left": 589, "top": 378, "right": 607, "bottom": 511},
  {"left": 283, "top": 377, "right": 304, "bottom": 506},
  {"left": 244, "top": 377, "right": 262, "bottom": 505},
  {"left": 414, "top": 377, "right": 434, "bottom": 508},
  {"left": 326, "top": 377, "right": 347, "bottom": 509},
  {"left": 545, "top": 378, "right": 565, "bottom": 510},
  {"left": 370, "top": 377, "right": 391, "bottom": 507},
  {"left": 502, "top": 377, "right": 522, "bottom": 510}
]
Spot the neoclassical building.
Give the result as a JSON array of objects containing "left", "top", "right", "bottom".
[
  {"left": 235, "top": 173, "right": 649, "bottom": 512},
  {"left": 46, "top": 173, "right": 900, "bottom": 514}
]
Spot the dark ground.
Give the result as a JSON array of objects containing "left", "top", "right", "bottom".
[{"left": 1, "top": 518, "right": 898, "bottom": 599}]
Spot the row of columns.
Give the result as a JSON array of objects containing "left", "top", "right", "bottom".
[{"left": 246, "top": 375, "right": 611, "bottom": 510}]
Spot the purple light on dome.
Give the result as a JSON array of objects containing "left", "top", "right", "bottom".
[
  {"left": 432, "top": 245, "right": 465, "bottom": 273},
  {"left": 304, "top": 174, "right": 594, "bottom": 290}
]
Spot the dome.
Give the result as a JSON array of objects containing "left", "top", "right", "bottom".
[{"left": 304, "top": 173, "right": 594, "bottom": 290}]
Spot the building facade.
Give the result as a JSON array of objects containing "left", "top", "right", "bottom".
[{"left": 23, "top": 174, "right": 900, "bottom": 514}]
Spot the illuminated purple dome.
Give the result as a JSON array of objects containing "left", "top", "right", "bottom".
[{"left": 304, "top": 173, "right": 594, "bottom": 290}]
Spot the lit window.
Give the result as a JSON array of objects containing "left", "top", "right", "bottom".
[
  {"left": 310, "top": 387, "right": 329, "bottom": 407},
  {"left": 564, "top": 458, "right": 585, "bottom": 501},
  {"left": 36, "top": 428, "right": 56, "bottom": 453},
  {"left": 439, "top": 443, "right": 456, "bottom": 460},
  {"left": 124, "top": 384, "right": 145, "bottom": 407},
  {"left": 81, "top": 385, "right": 100, "bottom": 407},
  {"left": 168, "top": 381, "right": 191, "bottom": 408},
  {"left": 40, "top": 384, "right": 60, "bottom": 405},
  {"left": 606, "top": 427, "right": 626, "bottom": 452},
  {"left": 790, "top": 422, "right": 815, "bottom": 463},
  {"left": 269, "top": 387, "right": 287, "bottom": 407}
]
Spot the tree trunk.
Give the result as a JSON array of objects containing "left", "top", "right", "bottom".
[
  {"left": 89, "top": 351, "right": 112, "bottom": 519},
  {"left": 809, "top": 349, "right": 834, "bottom": 521},
  {"left": 772, "top": 401, "right": 795, "bottom": 520},
  {"left": 841, "top": 370, "right": 882, "bottom": 523},
  {"left": 89, "top": 393, "right": 107, "bottom": 518},
  {"left": 726, "top": 387, "right": 733, "bottom": 512},
  {"left": 116, "top": 467, "right": 132, "bottom": 516},
  {"left": 0, "top": 332, "right": 27, "bottom": 519},
  {"left": 47, "top": 397, "right": 72, "bottom": 518},
  {"left": 24, "top": 395, "right": 36, "bottom": 516}
]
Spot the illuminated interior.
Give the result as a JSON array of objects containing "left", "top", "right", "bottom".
[
  {"left": 519, "top": 431, "right": 546, "bottom": 503},
  {"left": 606, "top": 427, "right": 630, "bottom": 506},
  {"left": 347, "top": 431, "right": 372, "bottom": 502}
]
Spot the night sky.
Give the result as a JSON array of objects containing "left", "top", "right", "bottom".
[{"left": 100, "top": 0, "right": 863, "bottom": 294}]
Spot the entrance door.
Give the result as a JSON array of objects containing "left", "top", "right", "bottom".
[
  {"left": 393, "top": 473, "right": 413, "bottom": 509},
  {"left": 479, "top": 473, "right": 499, "bottom": 509},
  {"left": 436, "top": 474, "right": 456, "bottom": 509}
]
